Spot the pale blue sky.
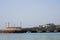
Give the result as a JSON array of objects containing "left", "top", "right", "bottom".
[{"left": 0, "top": 0, "right": 60, "bottom": 29}]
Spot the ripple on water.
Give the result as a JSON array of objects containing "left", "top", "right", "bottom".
[{"left": 0, "top": 33, "right": 60, "bottom": 40}]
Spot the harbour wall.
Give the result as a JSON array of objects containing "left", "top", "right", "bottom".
[{"left": 0, "top": 26, "right": 60, "bottom": 33}]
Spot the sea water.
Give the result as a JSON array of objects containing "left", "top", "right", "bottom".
[{"left": 0, "top": 33, "right": 60, "bottom": 40}]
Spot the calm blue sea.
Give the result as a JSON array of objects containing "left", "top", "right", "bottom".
[{"left": 0, "top": 33, "right": 60, "bottom": 40}]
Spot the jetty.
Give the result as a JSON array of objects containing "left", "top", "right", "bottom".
[{"left": 0, "top": 23, "right": 60, "bottom": 33}]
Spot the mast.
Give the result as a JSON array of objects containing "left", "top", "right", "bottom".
[
  {"left": 7, "top": 22, "right": 10, "bottom": 27},
  {"left": 20, "top": 21, "right": 22, "bottom": 27}
]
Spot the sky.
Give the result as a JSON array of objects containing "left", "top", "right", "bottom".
[{"left": 0, "top": 0, "right": 60, "bottom": 29}]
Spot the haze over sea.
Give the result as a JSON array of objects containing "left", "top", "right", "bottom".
[
  {"left": 0, "top": 0, "right": 60, "bottom": 29},
  {"left": 0, "top": 33, "right": 60, "bottom": 40}
]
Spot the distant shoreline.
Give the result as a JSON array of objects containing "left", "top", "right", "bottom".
[{"left": 0, "top": 23, "right": 60, "bottom": 33}]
